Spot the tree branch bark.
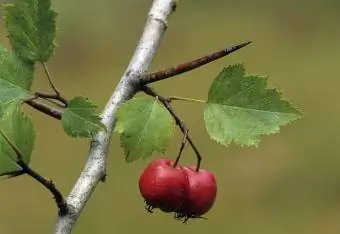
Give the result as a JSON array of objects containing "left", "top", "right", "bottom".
[{"left": 53, "top": 0, "right": 177, "bottom": 233}]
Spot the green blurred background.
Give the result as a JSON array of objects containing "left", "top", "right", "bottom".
[{"left": 1, "top": 0, "right": 340, "bottom": 233}]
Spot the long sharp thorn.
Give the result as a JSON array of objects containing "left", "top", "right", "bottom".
[{"left": 141, "top": 41, "right": 252, "bottom": 84}]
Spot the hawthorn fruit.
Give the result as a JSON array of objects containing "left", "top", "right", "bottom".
[
  {"left": 138, "top": 158, "right": 189, "bottom": 213},
  {"left": 175, "top": 166, "right": 217, "bottom": 222}
]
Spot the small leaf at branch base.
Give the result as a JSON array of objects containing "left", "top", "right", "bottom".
[
  {"left": 3, "top": 0, "right": 57, "bottom": 62},
  {"left": 114, "top": 97, "right": 175, "bottom": 162},
  {"left": 0, "top": 45, "right": 34, "bottom": 104},
  {"left": 0, "top": 101, "right": 35, "bottom": 177},
  {"left": 204, "top": 63, "right": 302, "bottom": 147},
  {"left": 61, "top": 96, "right": 106, "bottom": 138}
]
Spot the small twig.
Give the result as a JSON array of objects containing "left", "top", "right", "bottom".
[
  {"left": 35, "top": 91, "right": 68, "bottom": 108},
  {"left": 173, "top": 128, "right": 189, "bottom": 168},
  {"left": 140, "top": 41, "right": 252, "bottom": 85},
  {"left": 25, "top": 99, "right": 63, "bottom": 120},
  {"left": 142, "top": 86, "right": 202, "bottom": 171},
  {"left": 17, "top": 161, "right": 69, "bottom": 216},
  {"left": 0, "top": 130, "right": 69, "bottom": 216},
  {"left": 41, "top": 62, "right": 68, "bottom": 106}
]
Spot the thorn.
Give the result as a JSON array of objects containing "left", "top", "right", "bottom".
[
  {"left": 140, "top": 40, "right": 253, "bottom": 85},
  {"left": 226, "top": 41, "right": 252, "bottom": 53}
]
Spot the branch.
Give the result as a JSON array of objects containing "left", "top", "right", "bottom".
[
  {"left": 140, "top": 41, "right": 252, "bottom": 85},
  {"left": 142, "top": 85, "right": 202, "bottom": 171},
  {"left": 17, "top": 160, "right": 69, "bottom": 216},
  {"left": 54, "top": 0, "right": 177, "bottom": 233},
  {"left": 0, "top": 130, "right": 68, "bottom": 216},
  {"left": 25, "top": 99, "right": 62, "bottom": 120}
]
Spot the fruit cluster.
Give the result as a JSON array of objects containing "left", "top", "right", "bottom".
[{"left": 139, "top": 158, "right": 217, "bottom": 222}]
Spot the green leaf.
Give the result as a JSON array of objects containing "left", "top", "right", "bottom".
[
  {"left": 3, "top": 0, "right": 57, "bottom": 62},
  {"left": 114, "top": 98, "right": 175, "bottom": 162},
  {"left": 0, "top": 100, "right": 35, "bottom": 177},
  {"left": 204, "top": 63, "right": 302, "bottom": 147},
  {"left": 61, "top": 96, "right": 106, "bottom": 138},
  {"left": 0, "top": 45, "right": 34, "bottom": 104}
]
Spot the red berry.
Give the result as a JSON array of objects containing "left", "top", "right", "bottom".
[
  {"left": 176, "top": 166, "right": 217, "bottom": 221},
  {"left": 139, "top": 158, "right": 189, "bottom": 213}
]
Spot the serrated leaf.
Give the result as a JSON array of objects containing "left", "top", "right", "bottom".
[
  {"left": 0, "top": 100, "right": 35, "bottom": 177},
  {"left": 3, "top": 0, "right": 57, "bottom": 61},
  {"left": 61, "top": 96, "right": 106, "bottom": 138},
  {"left": 204, "top": 63, "right": 302, "bottom": 147},
  {"left": 114, "top": 98, "right": 175, "bottom": 162},
  {"left": 0, "top": 45, "right": 34, "bottom": 104}
]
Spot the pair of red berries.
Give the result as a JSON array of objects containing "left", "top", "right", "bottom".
[{"left": 138, "top": 158, "right": 217, "bottom": 222}]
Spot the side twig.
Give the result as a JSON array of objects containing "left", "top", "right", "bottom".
[
  {"left": 25, "top": 99, "right": 63, "bottom": 120},
  {"left": 0, "top": 130, "right": 68, "bottom": 216},
  {"left": 142, "top": 85, "right": 202, "bottom": 171},
  {"left": 140, "top": 41, "right": 252, "bottom": 85}
]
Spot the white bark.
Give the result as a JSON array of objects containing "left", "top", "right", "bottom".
[{"left": 54, "top": 1, "right": 177, "bottom": 233}]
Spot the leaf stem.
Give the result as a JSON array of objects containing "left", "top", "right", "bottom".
[
  {"left": 168, "top": 96, "right": 206, "bottom": 104},
  {"left": 142, "top": 86, "right": 202, "bottom": 171},
  {"left": 173, "top": 128, "right": 189, "bottom": 168},
  {"left": 41, "top": 62, "right": 68, "bottom": 106},
  {"left": 42, "top": 62, "right": 58, "bottom": 94},
  {"left": 0, "top": 130, "right": 69, "bottom": 216}
]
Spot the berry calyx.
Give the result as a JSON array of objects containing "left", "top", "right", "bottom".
[{"left": 139, "top": 158, "right": 189, "bottom": 213}]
